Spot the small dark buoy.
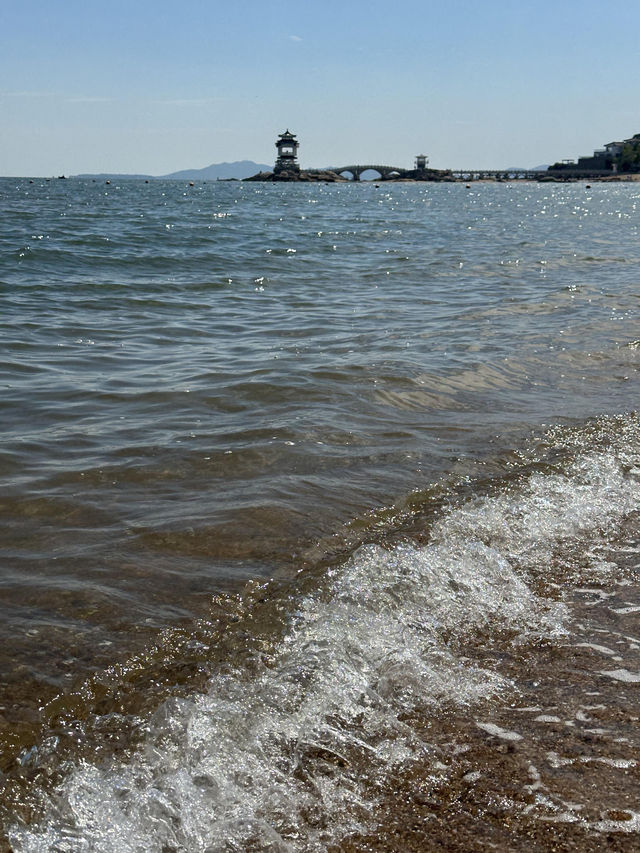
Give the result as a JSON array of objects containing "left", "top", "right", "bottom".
[
  {"left": 189, "top": 181, "right": 195, "bottom": 186},
  {"left": 105, "top": 180, "right": 110, "bottom": 185},
  {"left": 466, "top": 184, "right": 471, "bottom": 188},
  {"left": 586, "top": 184, "right": 591, "bottom": 188}
]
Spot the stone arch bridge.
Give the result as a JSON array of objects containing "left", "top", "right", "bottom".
[
  {"left": 329, "top": 165, "right": 547, "bottom": 181},
  {"left": 330, "top": 164, "right": 406, "bottom": 181}
]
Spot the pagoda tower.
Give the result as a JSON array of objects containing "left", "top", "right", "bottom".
[{"left": 274, "top": 129, "right": 300, "bottom": 174}]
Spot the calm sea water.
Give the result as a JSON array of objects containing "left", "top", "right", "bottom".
[{"left": 1, "top": 177, "right": 639, "bottom": 850}]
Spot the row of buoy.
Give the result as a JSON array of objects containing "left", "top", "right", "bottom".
[{"left": 102, "top": 180, "right": 197, "bottom": 186}]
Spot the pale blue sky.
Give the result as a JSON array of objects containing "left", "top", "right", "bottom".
[{"left": 1, "top": 0, "right": 638, "bottom": 176}]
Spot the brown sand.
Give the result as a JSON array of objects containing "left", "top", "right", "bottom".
[{"left": 332, "top": 582, "right": 640, "bottom": 852}]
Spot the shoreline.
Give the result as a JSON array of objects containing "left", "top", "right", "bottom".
[
  {"left": 332, "top": 535, "right": 640, "bottom": 852},
  {"left": 244, "top": 170, "right": 640, "bottom": 184}
]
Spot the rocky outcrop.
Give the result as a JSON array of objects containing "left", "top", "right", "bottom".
[
  {"left": 245, "top": 168, "right": 458, "bottom": 183},
  {"left": 384, "top": 168, "right": 455, "bottom": 182},
  {"left": 245, "top": 169, "right": 348, "bottom": 182}
]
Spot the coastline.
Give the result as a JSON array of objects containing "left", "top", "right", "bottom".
[{"left": 243, "top": 169, "right": 640, "bottom": 184}]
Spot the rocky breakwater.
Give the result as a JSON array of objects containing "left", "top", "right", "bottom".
[{"left": 245, "top": 169, "right": 348, "bottom": 182}]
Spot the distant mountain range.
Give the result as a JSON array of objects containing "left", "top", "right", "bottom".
[{"left": 73, "top": 160, "right": 271, "bottom": 181}]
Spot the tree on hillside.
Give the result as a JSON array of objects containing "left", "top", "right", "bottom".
[{"left": 617, "top": 140, "right": 640, "bottom": 173}]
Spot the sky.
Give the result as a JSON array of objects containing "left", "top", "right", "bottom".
[{"left": 1, "top": 0, "right": 638, "bottom": 176}]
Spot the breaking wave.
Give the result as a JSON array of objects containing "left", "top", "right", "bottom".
[{"left": 9, "top": 417, "right": 640, "bottom": 852}]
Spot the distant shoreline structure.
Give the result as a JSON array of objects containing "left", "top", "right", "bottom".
[
  {"left": 246, "top": 128, "right": 640, "bottom": 183},
  {"left": 38, "top": 128, "right": 640, "bottom": 184}
]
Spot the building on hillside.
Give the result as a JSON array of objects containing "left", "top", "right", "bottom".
[
  {"left": 550, "top": 132, "right": 640, "bottom": 174},
  {"left": 604, "top": 141, "right": 625, "bottom": 157}
]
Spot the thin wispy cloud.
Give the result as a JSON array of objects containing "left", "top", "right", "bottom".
[
  {"left": 2, "top": 91, "right": 115, "bottom": 103},
  {"left": 1, "top": 90, "right": 55, "bottom": 98},
  {"left": 66, "top": 96, "right": 115, "bottom": 103},
  {"left": 289, "top": 35, "right": 303, "bottom": 42},
  {"left": 154, "top": 97, "right": 224, "bottom": 106}
]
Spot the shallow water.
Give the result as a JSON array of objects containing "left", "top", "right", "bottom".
[{"left": 1, "top": 177, "right": 639, "bottom": 849}]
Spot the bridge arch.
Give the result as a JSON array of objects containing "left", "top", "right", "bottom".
[
  {"left": 331, "top": 164, "right": 407, "bottom": 181},
  {"left": 359, "top": 168, "right": 383, "bottom": 181}
]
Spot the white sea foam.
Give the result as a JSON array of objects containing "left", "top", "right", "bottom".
[
  {"left": 592, "top": 811, "right": 640, "bottom": 833},
  {"left": 599, "top": 668, "right": 640, "bottom": 683},
  {"left": 475, "top": 722, "right": 523, "bottom": 741},
  {"left": 10, "top": 443, "right": 640, "bottom": 852}
]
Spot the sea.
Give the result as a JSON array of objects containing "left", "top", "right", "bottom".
[{"left": 1, "top": 176, "right": 639, "bottom": 851}]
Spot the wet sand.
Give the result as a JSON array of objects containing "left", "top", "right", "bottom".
[{"left": 333, "top": 581, "right": 640, "bottom": 851}]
